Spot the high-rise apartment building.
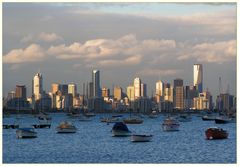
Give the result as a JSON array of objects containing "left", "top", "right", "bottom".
[
  {"left": 114, "top": 86, "right": 122, "bottom": 101},
  {"left": 134, "top": 77, "right": 141, "bottom": 99},
  {"left": 92, "top": 70, "right": 101, "bottom": 97},
  {"left": 60, "top": 84, "right": 68, "bottom": 95},
  {"left": 194, "top": 64, "right": 203, "bottom": 93},
  {"left": 32, "top": 72, "right": 43, "bottom": 100},
  {"left": 156, "top": 80, "right": 164, "bottom": 103},
  {"left": 164, "top": 83, "right": 173, "bottom": 102},
  {"left": 15, "top": 85, "right": 27, "bottom": 99},
  {"left": 68, "top": 83, "right": 77, "bottom": 97}
]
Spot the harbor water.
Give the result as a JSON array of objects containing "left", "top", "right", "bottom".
[{"left": 3, "top": 113, "right": 236, "bottom": 163}]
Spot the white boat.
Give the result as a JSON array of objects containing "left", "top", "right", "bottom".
[
  {"left": 162, "top": 117, "right": 180, "bottom": 131},
  {"left": 56, "top": 121, "right": 77, "bottom": 133},
  {"left": 131, "top": 134, "right": 153, "bottom": 142},
  {"left": 112, "top": 122, "right": 131, "bottom": 137},
  {"left": 16, "top": 127, "right": 37, "bottom": 138}
]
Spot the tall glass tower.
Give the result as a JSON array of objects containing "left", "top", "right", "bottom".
[
  {"left": 32, "top": 72, "right": 43, "bottom": 100},
  {"left": 193, "top": 64, "right": 203, "bottom": 93},
  {"left": 92, "top": 70, "right": 100, "bottom": 97}
]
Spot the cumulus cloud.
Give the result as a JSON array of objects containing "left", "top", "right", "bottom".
[
  {"left": 3, "top": 44, "right": 46, "bottom": 64},
  {"left": 177, "top": 40, "right": 236, "bottom": 63}
]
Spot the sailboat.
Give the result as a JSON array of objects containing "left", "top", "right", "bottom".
[{"left": 123, "top": 93, "right": 143, "bottom": 124}]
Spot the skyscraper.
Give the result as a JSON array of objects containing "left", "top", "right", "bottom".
[
  {"left": 32, "top": 72, "right": 43, "bottom": 100},
  {"left": 127, "top": 85, "right": 135, "bottom": 101},
  {"left": 174, "top": 79, "right": 184, "bottom": 110},
  {"left": 52, "top": 83, "right": 60, "bottom": 94},
  {"left": 92, "top": 70, "right": 101, "bottom": 97},
  {"left": 68, "top": 83, "right": 77, "bottom": 97},
  {"left": 141, "top": 83, "right": 147, "bottom": 97},
  {"left": 102, "top": 87, "right": 110, "bottom": 97},
  {"left": 15, "top": 85, "right": 27, "bottom": 99},
  {"left": 114, "top": 86, "right": 122, "bottom": 101},
  {"left": 134, "top": 77, "right": 141, "bottom": 99},
  {"left": 194, "top": 64, "right": 203, "bottom": 93}
]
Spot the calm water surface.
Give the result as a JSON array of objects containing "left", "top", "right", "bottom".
[{"left": 3, "top": 113, "right": 236, "bottom": 163}]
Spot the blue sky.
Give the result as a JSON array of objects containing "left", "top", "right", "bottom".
[{"left": 2, "top": 3, "right": 237, "bottom": 101}]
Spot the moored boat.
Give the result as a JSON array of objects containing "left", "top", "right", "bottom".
[
  {"left": 112, "top": 122, "right": 131, "bottom": 137},
  {"left": 56, "top": 121, "right": 77, "bottom": 133},
  {"left": 123, "top": 118, "right": 143, "bottom": 124},
  {"left": 178, "top": 114, "right": 192, "bottom": 122},
  {"left": 16, "top": 127, "right": 37, "bottom": 138},
  {"left": 79, "top": 115, "right": 92, "bottom": 121},
  {"left": 215, "top": 117, "right": 232, "bottom": 124},
  {"left": 131, "top": 134, "right": 153, "bottom": 142},
  {"left": 202, "top": 115, "right": 215, "bottom": 121},
  {"left": 205, "top": 127, "right": 228, "bottom": 140},
  {"left": 162, "top": 117, "right": 180, "bottom": 131}
]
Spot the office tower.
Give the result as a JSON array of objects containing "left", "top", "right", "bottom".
[
  {"left": 88, "top": 82, "right": 94, "bottom": 98},
  {"left": 92, "top": 70, "right": 101, "bottom": 97},
  {"left": 194, "top": 64, "right": 203, "bottom": 93},
  {"left": 15, "top": 85, "right": 27, "bottom": 99},
  {"left": 102, "top": 87, "right": 110, "bottom": 97},
  {"left": 114, "top": 86, "right": 122, "bottom": 101},
  {"left": 52, "top": 83, "right": 60, "bottom": 94},
  {"left": 134, "top": 77, "right": 141, "bottom": 99},
  {"left": 156, "top": 80, "right": 164, "bottom": 103},
  {"left": 7, "top": 91, "right": 15, "bottom": 99},
  {"left": 127, "top": 85, "right": 135, "bottom": 101},
  {"left": 68, "top": 83, "right": 77, "bottom": 97},
  {"left": 141, "top": 83, "right": 147, "bottom": 97},
  {"left": 184, "top": 86, "right": 197, "bottom": 109},
  {"left": 174, "top": 79, "right": 184, "bottom": 110},
  {"left": 60, "top": 84, "right": 68, "bottom": 95},
  {"left": 164, "top": 83, "right": 173, "bottom": 102},
  {"left": 32, "top": 72, "right": 43, "bottom": 100},
  {"left": 194, "top": 91, "right": 212, "bottom": 110}
]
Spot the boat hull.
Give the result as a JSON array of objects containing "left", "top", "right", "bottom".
[
  {"left": 123, "top": 119, "right": 143, "bottom": 124},
  {"left": 131, "top": 135, "right": 153, "bottom": 142},
  {"left": 205, "top": 128, "right": 228, "bottom": 140},
  {"left": 16, "top": 129, "right": 37, "bottom": 138},
  {"left": 202, "top": 116, "right": 215, "bottom": 121},
  {"left": 56, "top": 128, "right": 77, "bottom": 133},
  {"left": 32, "top": 124, "right": 51, "bottom": 128},
  {"left": 112, "top": 130, "right": 131, "bottom": 137},
  {"left": 215, "top": 118, "right": 231, "bottom": 124}
]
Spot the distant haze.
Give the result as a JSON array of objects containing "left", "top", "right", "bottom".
[{"left": 3, "top": 3, "right": 237, "bottom": 101}]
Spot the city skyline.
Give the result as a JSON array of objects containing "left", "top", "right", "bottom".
[{"left": 3, "top": 3, "right": 236, "bottom": 99}]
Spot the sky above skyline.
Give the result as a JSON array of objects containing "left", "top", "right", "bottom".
[{"left": 2, "top": 3, "right": 237, "bottom": 100}]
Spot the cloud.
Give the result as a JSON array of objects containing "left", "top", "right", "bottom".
[
  {"left": 21, "top": 32, "right": 63, "bottom": 43},
  {"left": 38, "top": 32, "right": 63, "bottom": 42},
  {"left": 177, "top": 40, "right": 236, "bottom": 64},
  {"left": 3, "top": 44, "right": 46, "bottom": 64},
  {"left": 138, "top": 69, "right": 181, "bottom": 77}
]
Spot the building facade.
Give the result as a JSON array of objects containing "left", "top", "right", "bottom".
[
  {"left": 32, "top": 72, "right": 43, "bottom": 100},
  {"left": 193, "top": 64, "right": 203, "bottom": 93}
]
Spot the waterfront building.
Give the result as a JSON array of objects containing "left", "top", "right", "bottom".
[
  {"left": 216, "top": 93, "right": 234, "bottom": 113},
  {"left": 87, "top": 97, "right": 104, "bottom": 112},
  {"left": 35, "top": 92, "right": 52, "bottom": 111},
  {"left": 127, "top": 85, "right": 135, "bottom": 101},
  {"left": 60, "top": 84, "right": 68, "bottom": 95},
  {"left": 173, "top": 79, "right": 184, "bottom": 110},
  {"left": 68, "top": 83, "right": 77, "bottom": 97},
  {"left": 62, "top": 94, "right": 73, "bottom": 111},
  {"left": 114, "top": 86, "right": 122, "bottom": 101},
  {"left": 193, "top": 91, "right": 212, "bottom": 110},
  {"left": 92, "top": 70, "right": 101, "bottom": 97},
  {"left": 102, "top": 87, "right": 110, "bottom": 97},
  {"left": 7, "top": 91, "right": 15, "bottom": 100},
  {"left": 88, "top": 82, "right": 94, "bottom": 98},
  {"left": 141, "top": 83, "right": 147, "bottom": 97},
  {"left": 134, "top": 97, "right": 152, "bottom": 113},
  {"left": 193, "top": 64, "right": 203, "bottom": 93},
  {"left": 134, "top": 77, "right": 141, "bottom": 99},
  {"left": 52, "top": 83, "right": 60, "bottom": 94},
  {"left": 15, "top": 85, "right": 27, "bottom": 99},
  {"left": 156, "top": 80, "right": 164, "bottom": 103},
  {"left": 32, "top": 72, "right": 43, "bottom": 100}
]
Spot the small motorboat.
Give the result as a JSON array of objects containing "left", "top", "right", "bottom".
[
  {"left": 79, "top": 115, "right": 92, "bottom": 121},
  {"left": 215, "top": 117, "right": 232, "bottom": 124},
  {"left": 106, "top": 117, "right": 122, "bottom": 123},
  {"left": 3, "top": 124, "right": 19, "bottom": 129},
  {"left": 131, "top": 134, "right": 153, "bottom": 142},
  {"left": 205, "top": 127, "right": 228, "bottom": 140},
  {"left": 32, "top": 124, "right": 51, "bottom": 128},
  {"left": 56, "top": 121, "right": 77, "bottom": 133},
  {"left": 112, "top": 114, "right": 123, "bottom": 118},
  {"left": 148, "top": 114, "right": 158, "bottom": 119},
  {"left": 202, "top": 115, "right": 215, "bottom": 121},
  {"left": 162, "top": 117, "right": 180, "bottom": 131},
  {"left": 112, "top": 122, "right": 131, "bottom": 137},
  {"left": 16, "top": 127, "right": 37, "bottom": 139},
  {"left": 84, "top": 112, "right": 96, "bottom": 117},
  {"left": 123, "top": 118, "right": 143, "bottom": 124}
]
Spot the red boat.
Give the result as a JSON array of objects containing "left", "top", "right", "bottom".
[{"left": 205, "top": 127, "right": 228, "bottom": 140}]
